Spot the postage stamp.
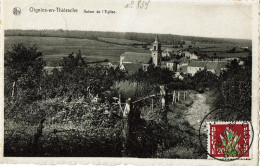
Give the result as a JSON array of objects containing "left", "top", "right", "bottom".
[{"left": 207, "top": 121, "right": 252, "bottom": 160}]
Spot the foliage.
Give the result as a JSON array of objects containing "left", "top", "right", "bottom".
[
  {"left": 60, "top": 50, "right": 86, "bottom": 72},
  {"left": 215, "top": 56, "right": 251, "bottom": 117},
  {"left": 168, "top": 75, "right": 195, "bottom": 90},
  {"left": 4, "top": 42, "right": 252, "bottom": 157},
  {"left": 5, "top": 44, "right": 45, "bottom": 82},
  {"left": 130, "top": 66, "right": 175, "bottom": 86},
  {"left": 192, "top": 69, "right": 218, "bottom": 89},
  {"left": 4, "top": 44, "right": 46, "bottom": 102},
  {"left": 39, "top": 54, "right": 126, "bottom": 101},
  {"left": 4, "top": 99, "right": 124, "bottom": 157},
  {"left": 112, "top": 80, "right": 153, "bottom": 101}
]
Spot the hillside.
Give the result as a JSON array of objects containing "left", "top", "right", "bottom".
[
  {"left": 4, "top": 36, "right": 150, "bottom": 66},
  {"left": 5, "top": 29, "right": 251, "bottom": 46}
]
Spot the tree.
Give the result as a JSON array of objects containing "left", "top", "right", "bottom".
[
  {"left": 192, "top": 69, "right": 218, "bottom": 90},
  {"left": 60, "top": 50, "right": 86, "bottom": 73},
  {"left": 216, "top": 56, "right": 252, "bottom": 117},
  {"left": 5, "top": 44, "right": 46, "bottom": 98},
  {"left": 130, "top": 66, "right": 175, "bottom": 85}
]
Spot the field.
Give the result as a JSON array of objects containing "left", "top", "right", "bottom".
[
  {"left": 5, "top": 34, "right": 251, "bottom": 66},
  {"left": 97, "top": 37, "right": 146, "bottom": 45},
  {"left": 5, "top": 36, "right": 150, "bottom": 66},
  {"left": 206, "top": 52, "right": 250, "bottom": 58}
]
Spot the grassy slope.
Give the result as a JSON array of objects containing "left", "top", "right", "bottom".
[
  {"left": 4, "top": 36, "right": 150, "bottom": 66},
  {"left": 97, "top": 37, "right": 146, "bottom": 45},
  {"left": 5, "top": 29, "right": 252, "bottom": 46}
]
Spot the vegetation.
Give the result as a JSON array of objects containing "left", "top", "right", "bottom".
[
  {"left": 4, "top": 36, "right": 150, "bottom": 66},
  {"left": 4, "top": 44, "right": 46, "bottom": 101},
  {"left": 112, "top": 81, "right": 153, "bottom": 101},
  {"left": 6, "top": 29, "right": 251, "bottom": 46},
  {"left": 4, "top": 42, "right": 251, "bottom": 157},
  {"left": 214, "top": 56, "right": 252, "bottom": 118},
  {"left": 98, "top": 37, "right": 146, "bottom": 45}
]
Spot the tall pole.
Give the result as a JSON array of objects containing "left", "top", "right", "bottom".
[
  {"left": 122, "top": 98, "right": 131, "bottom": 156},
  {"left": 151, "top": 98, "right": 154, "bottom": 111},
  {"left": 160, "top": 86, "right": 166, "bottom": 109}
]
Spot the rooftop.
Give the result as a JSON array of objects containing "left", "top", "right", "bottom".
[
  {"left": 121, "top": 52, "right": 152, "bottom": 64},
  {"left": 188, "top": 61, "right": 228, "bottom": 69},
  {"left": 123, "top": 63, "right": 143, "bottom": 75},
  {"left": 188, "top": 60, "right": 228, "bottom": 76}
]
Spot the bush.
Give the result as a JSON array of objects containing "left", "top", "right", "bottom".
[{"left": 112, "top": 80, "right": 153, "bottom": 102}]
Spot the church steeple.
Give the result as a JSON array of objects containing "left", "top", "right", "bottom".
[
  {"left": 155, "top": 35, "right": 159, "bottom": 43},
  {"left": 151, "top": 35, "right": 162, "bottom": 66}
]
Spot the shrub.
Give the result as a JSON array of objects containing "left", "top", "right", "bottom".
[{"left": 112, "top": 80, "right": 153, "bottom": 101}]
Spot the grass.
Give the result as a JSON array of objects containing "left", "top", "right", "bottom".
[
  {"left": 206, "top": 52, "right": 250, "bottom": 58},
  {"left": 98, "top": 37, "right": 146, "bottom": 45},
  {"left": 160, "top": 91, "right": 206, "bottom": 159},
  {"left": 4, "top": 96, "right": 124, "bottom": 157},
  {"left": 112, "top": 80, "right": 153, "bottom": 102},
  {"left": 4, "top": 36, "right": 150, "bottom": 66}
]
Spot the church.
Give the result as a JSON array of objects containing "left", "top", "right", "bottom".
[{"left": 119, "top": 35, "right": 162, "bottom": 75}]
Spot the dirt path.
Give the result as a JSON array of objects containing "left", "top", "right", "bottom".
[{"left": 185, "top": 93, "right": 211, "bottom": 132}]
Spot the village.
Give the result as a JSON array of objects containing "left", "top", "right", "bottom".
[{"left": 98, "top": 35, "right": 248, "bottom": 80}]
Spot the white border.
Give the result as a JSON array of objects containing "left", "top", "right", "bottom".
[{"left": 0, "top": 0, "right": 259, "bottom": 165}]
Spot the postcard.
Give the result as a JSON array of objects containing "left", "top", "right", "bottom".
[{"left": 0, "top": 0, "right": 259, "bottom": 165}]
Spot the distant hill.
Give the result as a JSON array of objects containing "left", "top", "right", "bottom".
[{"left": 5, "top": 29, "right": 251, "bottom": 46}]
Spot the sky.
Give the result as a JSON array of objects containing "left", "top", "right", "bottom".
[{"left": 4, "top": 0, "right": 253, "bottom": 39}]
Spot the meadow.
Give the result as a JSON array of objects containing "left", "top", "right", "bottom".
[
  {"left": 4, "top": 36, "right": 150, "bottom": 66},
  {"left": 97, "top": 37, "right": 146, "bottom": 45}
]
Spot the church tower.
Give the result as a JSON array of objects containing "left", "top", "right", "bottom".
[{"left": 151, "top": 35, "right": 162, "bottom": 66}]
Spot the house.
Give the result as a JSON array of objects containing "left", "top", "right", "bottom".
[
  {"left": 175, "top": 57, "right": 189, "bottom": 73},
  {"left": 179, "top": 63, "right": 188, "bottom": 73},
  {"left": 186, "top": 61, "right": 228, "bottom": 76},
  {"left": 175, "top": 72, "right": 184, "bottom": 80},
  {"left": 120, "top": 35, "right": 162, "bottom": 75},
  {"left": 183, "top": 51, "right": 198, "bottom": 60},
  {"left": 162, "top": 48, "right": 174, "bottom": 58},
  {"left": 165, "top": 59, "right": 178, "bottom": 71}
]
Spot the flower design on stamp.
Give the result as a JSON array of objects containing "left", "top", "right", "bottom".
[{"left": 217, "top": 127, "right": 242, "bottom": 157}]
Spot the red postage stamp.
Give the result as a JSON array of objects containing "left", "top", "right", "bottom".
[{"left": 208, "top": 122, "right": 252, "bottom": 160}]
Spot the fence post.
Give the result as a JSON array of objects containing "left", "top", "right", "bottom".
[
  {"left": 172, "top": 90, "right": 175, "bottom": 104},
  {"left": 160, "top": 86, "right": 166, "bottom": 109},
  {"left": 119, "top": 93, "right": 121, "bottom": 104},
  {"left": 122, "top": 98, "right": 131, "bottom": 156},
  {"left": 151, "top": 98, "right": 154, "bottom": 111},
  {"left": 11, "top": 81, "right": 16, "bottom": 98},
  {"left": 177, "top": 92, "right": 180, "bottom": 102}
]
